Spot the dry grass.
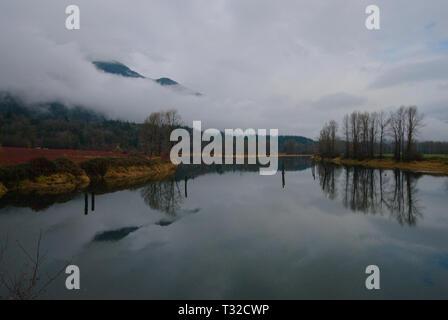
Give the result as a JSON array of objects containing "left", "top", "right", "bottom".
[
  {"left": 104, "top": 162, "right": 177, "bottom": 187},
  {"left": 12, "top": 173, "right": 90, "bottom": 195},
  {"left": 0, "top": 183, "right": 6, "bottom": 198},
  {"left": 314, "top": 156, "right": 448, "bottom": 175},
  {"left": 0, "top": 155, "right": 176, "bottom": 196}
]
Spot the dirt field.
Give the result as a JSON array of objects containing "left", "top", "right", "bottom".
[{"left": 0, "top": 147, "right": 128, "bottom": 167}]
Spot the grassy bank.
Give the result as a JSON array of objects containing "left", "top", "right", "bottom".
[
  {"left": 101, "top": 161, "right": 177, "bottom": 188},
  {"left": 313, "top": 156, "right": 448, "bottom": 175},
  {"left": 0, "top": 157, "right": 90, "bottom": 195},
  {"left": 0, "top": 182, "right": 6, "bottom": 198},
  {"left": 0, "top": 156, "right": 176, "bottom": 196}
]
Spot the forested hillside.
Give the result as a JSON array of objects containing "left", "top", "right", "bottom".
[
  {"left": 0, "top": 94, "right": 139, "bottom": 151},
  {"left": 0, "top": 93, "right": 316, "bottom": 154}
]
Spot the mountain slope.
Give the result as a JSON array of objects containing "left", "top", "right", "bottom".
[
  {"left": 92, "top": 61, "right": 144, "bottom": 78},
  {"left": 92, "top": 60, "right": 202, "bottom": 95},
  {"left": 155, "top": 77, "right": 178, "bottom": 86}
]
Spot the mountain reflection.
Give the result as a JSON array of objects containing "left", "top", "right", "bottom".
[
  {"left": 313, "top": 162, "right": 423, "bottom": 226},
  {"left": 93, "top": 226, "right": 140, "bottom": 242},
  {"left": 174, "top": 156, "right": 312, "bottom": 181}
]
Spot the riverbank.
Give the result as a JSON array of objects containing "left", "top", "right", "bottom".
[
  {"left": 0, "top": 156, "right": 177, "bottom": 196},
  {"left": 101, "top": 162, "right": 177, "bottom": 189},
  {"left": 0, "top": 182, "right": 6, "bottom": 198},
  {"left": 313, "top": 156, "right": 448, "bottom": 175}
]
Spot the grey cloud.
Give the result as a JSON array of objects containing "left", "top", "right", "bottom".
[
  {"left": 370, "top": 58, "right": 448, "bottom": 89},
  {"left": 0, "top": 0, "right": 447, "bottom": 140},
  {"left": 310, "top": 93, "right": 366, "bottom": 110}
]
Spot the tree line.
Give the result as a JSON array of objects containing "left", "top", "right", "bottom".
[
  {"left": 139, "top": 110, "right": 181, "bottom": 156},
  {"left": 318, "top": 106, "right": 426, "bottom": 161},
  {"left": 1, "top": 95, "right": 316, "bottom": 156}
]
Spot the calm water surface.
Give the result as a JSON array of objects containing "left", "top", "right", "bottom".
[{"left": 0, "top": 158, "right": 447, "bottom": 299}]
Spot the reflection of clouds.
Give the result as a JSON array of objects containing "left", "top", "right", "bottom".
[
  {"left": 1, "top": 165, "right": 448, "bottom": 298},
  {"left": 155, "top": 208, "right": 201, "bottom": 227},
  {"left": 434, "top": 253, "right": 448, "bottom": 269}
]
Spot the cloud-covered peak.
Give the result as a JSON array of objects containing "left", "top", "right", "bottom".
[
  {"left": 0, "top": 0, "right": 447, "bottom": 140},
  {"left": 93, "top": 61, "right": 145, "bottom": 78}
]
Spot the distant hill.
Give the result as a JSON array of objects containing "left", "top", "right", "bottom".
[
  {"left": 0, "top": 93, "right": 105, "bottom": 122},
  {"left": 0, "top": 94, "right": 138, "bottom": 151},
  {"left": 0, "top": 93, "right": 315, "bottom": 153},
  {"left": 92, "top": 61, "right": 202, "bottom": 96},
  {"left": 278, "top": 135, "right": 315, "bottom": 146}
]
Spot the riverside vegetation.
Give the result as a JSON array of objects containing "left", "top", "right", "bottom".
[
  {"left": 0, "top": 156, "right": 176, "bottom": 197},
  {"left": 315, "top": 106, "right": 448, "bottom": 175}
]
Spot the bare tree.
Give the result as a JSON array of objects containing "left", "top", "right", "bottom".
[
  {"left": 0, "top": 232, "right": 69, "bottom": 300},
  {"left": 318, "top": 121, "right": 338, "bottom": 158},
  {"left": 360, "top": 112, "right": 370, "bottom": 159},
  {"left": 162, "top": 109, "right": 182, "bottom": 153},
  {"left": 404, "top": 106, "right": 424, "bottom": 160},
  {"left": 140, "top": 110, "right": 182, "bottom": 157},
  {"left": 342, "top": 114, "right": 350, "bottom": 158},
  {"left": 378, "top": 111, "right": 389, "bottom": 159},
  {"left": 318, "top": 106, "right": 424, "bottom": 161},
  {"left": 389, "top": 106, "right": 406, "bottom": 161},
  {"left": 140, "top": 112, "right": 162, "bottom": 156},
  {"left": 329, "top": 120, "right": 338, "bottom": 157},
  {"left": 369, "top": 112, "right": 379, "bottom": 158},
  {"left": 350, "top": 112, "right": 361, "bottom": 159}
]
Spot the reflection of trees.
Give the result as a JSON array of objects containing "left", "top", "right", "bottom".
[
  {"left": 140, "top": 179, "right": 183, "bottom": 217},
  {"left": 344, "top": 166, "right": 381, "bottom": 214},
  {"left": 316, "top": 163, "right": 340, "bottom": 200},
  {"left": 382, "top": 169, "right": 422, "bottom": 226},
  {"left": 315, "top": 163, "right": 423, "bottom": 226}
]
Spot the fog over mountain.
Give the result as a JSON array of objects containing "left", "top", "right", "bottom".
[{"left": 0, "top": 0, "right": 447, "bottom": 140}]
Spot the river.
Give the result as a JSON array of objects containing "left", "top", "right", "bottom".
[{"left": 0, "top": 157, "right": 447, "bottom": 299}]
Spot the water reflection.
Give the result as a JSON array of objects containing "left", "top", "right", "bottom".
[
  {"left": 1, "top": 156, "right": 447, "bottom": 299},
  {"left": 84, "top": 193, "right": 88, "bottom": 215},
  {"left": 174, "top": 156, "right": 312, "bottom": 181},
  {"left": 0, "top": 157, "right": 312, "bottom": 212},
  {"left": 314, "top": 162, "right": 423, "bottom": 226},
  {"left": 0, "top": 157, "right": 425, "bottom": 228},
  {"left": 141, "top": 179, "right": 183, "bottom": 217},
  {"left": 93, "top": 226, "right": 139, "bottom": 242},
  {"left": 139, "top": 178, "right": 201, "bottom": 226},
  {"left": 282, "top": 162, "right": 285, "bottom": 188}
]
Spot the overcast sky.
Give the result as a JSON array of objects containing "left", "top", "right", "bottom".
[{"left": 1, "top": 0, "right": 447, "bottom": 140}]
